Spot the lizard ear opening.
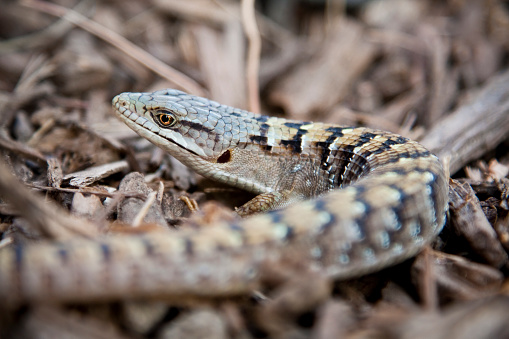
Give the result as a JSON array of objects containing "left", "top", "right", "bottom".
[{"left": 217, "top": 149, "right": 231, "bottom": 163}]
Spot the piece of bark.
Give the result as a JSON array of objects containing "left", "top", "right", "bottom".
[
  {"left": 353, "top": 294, "right": 509, "bottom": 338},
  {"left": 46, "top": 157, "right": 63, "bottom": 188},
  {"left": 420, "top": 23, "right": 458, "bottom": 127},
  {"left": 0, "top": 132, "right": 47, "bottom": 164},
  {"left": 397, "top": 296, "right": 509, "bottom": 339},
  {"left": 154, "top": 0, "right": 233, "bottom": 27},
  {"left": 11, "top": 111, "right": 34, "bottom": 142},
  {"left": 53, "top": 30, "right": 113, "bottom": 94},
  {"left": 325, "top": 105, "right": 403, "bottom": 133},
  {"left": 361, "top": 0, "right": 427, "bottom": 30},
  {"left": 166, "top": 156, "right": 196, "bottom": 191},
  {"left": 0, "top": 1, "right": 95, "bottom": 55},
  {"left": 64, "top": 160, "right": 129, "bottom": 187},
  {"left": 259, "top": 37, "right": 307, "bottom": 89},
  {"left": 161, "top": 190, "right": 205, "bottom": 224},
  {"left": 256, "top": 272, "right": 332, "bottom": 337},
  {"left": 120, "top": 301, "right": 169, "bottom": 335},
  {"left": 71, "top": 192, "right": 105, "bottom": 221},
  {"left": 454, "top": 0, "right": 502, "bottom": 85},
  {"left": 117, "top": 172, "right": 168, "bottom": 228},
  {"left": 313, "top": 300, "right": 356, "bottom": 339},
  {"left": 376, "top": 85, "right": 427, "bottom": 131},
  {"left": 412, "top": 250, "right": 503, "bottom": 303},
  {"left": 158, "top": 308, "right": 228, "bottom": 339},
  {"left": 448, "top": 179, "right": 508, "bottom": 268},
  {"left": 4, "top": 306, "right": 129, "bottom": 339},
  {"left": 193, "top": 22, "right": 247, "bottom": 109},
  {"left": 486, "top": 159, "right": 509, "bottom": 181},
  {"left": 0, "top": 160, "right": 98, "bottom": 240},
  {"left": 31, "top": 120, "right": 123, "bottom": 174},
  {"left": 270, "top": 19, "right": 376, "bottom": 120},
  {"left": 420, "top": 70, "right": 509, "bottom": 174},
  {"left": 494, "top": 208, "right": 509, "bottom": 252}
]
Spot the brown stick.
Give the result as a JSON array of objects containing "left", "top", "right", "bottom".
[{"left": 420, "top": 70, "right": 509, "bottom": 174}]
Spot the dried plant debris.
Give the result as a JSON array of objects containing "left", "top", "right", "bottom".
[{"left": 0, "top": 0, "right": 509, "bottom": 338}]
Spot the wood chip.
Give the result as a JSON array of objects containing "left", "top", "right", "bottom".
[
  {"left": 412, "top": 250, "right": 503, "bottom": 302},
  {"left": 448, "top": 179, "right": 508, "bottom": 268},
  {"left": 64, "top": 160, "right": 129, "bottom": 187},
  {"left": 270, "top": 19, "right": 376, "bottom": 120}
]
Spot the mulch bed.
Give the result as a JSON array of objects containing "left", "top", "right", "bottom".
[{"left": 1, "top": 0, "right": 509, "bottom": 338}]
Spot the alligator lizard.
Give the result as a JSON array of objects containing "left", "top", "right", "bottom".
[{"left": 0, "top": 89, "right": 448, "bottom": 306}]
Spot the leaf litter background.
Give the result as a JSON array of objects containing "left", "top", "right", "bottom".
[{"left": 1, "top": 0, "right": 509, "bottom": 338}]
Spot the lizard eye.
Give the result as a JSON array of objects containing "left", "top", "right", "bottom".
[{"left": 154, "top": 111, "right": 177, "bottom": 127}]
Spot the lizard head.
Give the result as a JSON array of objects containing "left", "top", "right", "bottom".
[{"left": 112, "top": 89, "right": 257, "bottom": 167}]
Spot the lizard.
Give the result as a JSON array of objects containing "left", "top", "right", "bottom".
[{"left": 0, "top": 89, "right": 448, "bottom": 306}]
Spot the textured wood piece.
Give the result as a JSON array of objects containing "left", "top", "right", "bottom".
[
  {"left": 71, "top": 192, "right": 105, "bottom": 221},
  {"left": 270, "top": 19, "right": 376, "bottom": 120},
  {"left": 117, "top": 172, "right": 168, "bottom": 228},
  {"left": 397, "top": 296, "right": 509, "bottom": 339},
  {"left": 448, "top": 179, "right": 508, "bottom": 268},
  {"left": 54, "top": 31, "right": 113, "bottom": 94},
  {"left": 120, "top": 301, "right": 169, "bottom": 335},
  {"left": 46, "top": 157, "right": 63, "bottom": 188},
  {"left": 193, "top": 23, "right": 247, "bottom": 109},
  {"left": 3, "top": 306, "right": 129, "bottom": 339},
  {"left": 412, "top": 250, "right": 503, "bottom": 302},
  {"left": 64, "top": 160, "right": 129, "bottom": 187},
  {"left": 420, "top": 70, "right": 509, "bottom": 174},
  {"left": 312, "top": 300, "right": 356, "bottom": 339},
  {"left": 154, "top": 0, "right": 233, "bottom": 27},
  {"left": 0, "top": 134, "right": 47, "bottom": 164},
  {"left": 256, "top": 272, "right": 331, "bottom": 337},
  {"left": 158, "top": 308, "right": 228, "bottom": 339},
  {"left": 0, "top": 161, "right": 98, "bottom": 240}
]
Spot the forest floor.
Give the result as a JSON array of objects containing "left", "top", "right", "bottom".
[{"left": 1, "top": 0, "right": 509, "bottom": 338}]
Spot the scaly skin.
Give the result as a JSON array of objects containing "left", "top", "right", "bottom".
[{"left": 0, "top": 89, "right": 448, "bottom": 306}]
